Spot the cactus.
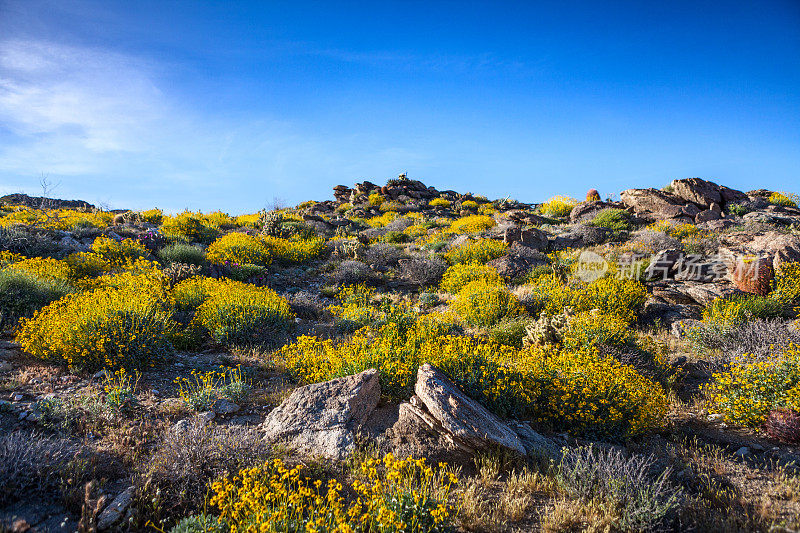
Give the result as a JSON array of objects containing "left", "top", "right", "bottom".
[
  {"left": 163, "top": 262, "right": 202, "bottom": 286},
  {"left": 731, "top": 255, "right": 774, "bottom": 296},
  {"left": 523, "top": 309, "right": 573, "bottom": 347},
  {"left": 763, "top": 408, "right": 800, "bottom": 443},
  {"left": 586, "top": 189, "right": 601, "bottom": 202},
  {"left": 258, "top": 210, "right": 288, "bottom": 237}
]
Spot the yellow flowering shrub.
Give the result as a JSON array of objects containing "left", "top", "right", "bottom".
[
  {"left": 15, "top": 269, "right": 175, "bottom": 371},
  {"left": 6, "top": 257, "right": 73, "bottom": 282},
  {"left": 403, "top": 224, "right": 429, "bottom": 239},
  {"left": 365, "top": 211, "right": 398, "bottom": 228},
  {"left": 769, "top": 192, "right": 799, "bottom": 208},
  {"left": 439, "top": 263, "right": 502, "bottom": 294},
  {"left": 540, "top": 196, "right": 578, "bottom": 218},
  {"left": 478, "top": 203, "right": 496, "bottom": 215},
  {"left": 261, "top": 235, "right": 326, "bottom": 264},
  {"left": 705, "top": 344, "right": 800, "bottom": 426},
  {"left": 327, "top": 284, "right": 383, "bottom": 331},
  {"left": 560, "top": 310, "right": 632, "bottom": 350},
  {"left": 138, "top": 208, "right": 163, "bottom": 225},
  {"left": 175, "top": 365, "right": 249, "bottom": 410},
  {"left": 647, "top": 220, "right": 708, "bottom": 240},
  {"left": 206, "top": 233, "right": 273, "bottom": 266},
  {"left": 772, "top": 262, "right": 800, "bottom": 306},
  {"left": 90, "top": 236, "right": 150, "bottom": 265},
  {"left": 450, "top": 279, "right": 523, "bottom": 328},
  {"left": 64, "top": 252, "right": 112, "bottom": 279},
  {"left": 210, "top": 454, "right": 458, "bottom": 533},
  {"left": 190, "top": 278, "right": 294, "bottom": 345},
  {"left": 0, "top": 251, "right": 24, "bottom": 266},
  {"left": 461, "top": 200, "right": 479, "bottom": 210},
  {"left": 161, "top": 211, "right": 220, "bottom": 243},
  {"left": 429, "top": 197, "right": 451, "bottom": 208},
  {"left": 444, "top": 238, "right": 507, "bottom": 264},
  {"left": 368, "top": 192, "right": 384, "bottom": 207},
  {"left": 0, "top": 207, "right": 113, "bottom": 230},
  {"left": 448, "top": 215, "right": 496, "bottom": 234}
]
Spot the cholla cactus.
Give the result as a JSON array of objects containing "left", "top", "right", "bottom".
[
  {"left": 523, "top": 309, "right": 573, "bottom": 347},
  {"left": 337, "top": 240, "right": 365, "bottom": 260},
  {"left": 163, "top": 262, "right": 202, "bottom": 285},
  {"left": 586, "top": 189, "right": 601, "bottom": 202},
  {"left": 259, "top": 210, "right": 287, "bottom": 237},
  {"left": 122, "top": 210, "right": 141, "bottom": 224}
]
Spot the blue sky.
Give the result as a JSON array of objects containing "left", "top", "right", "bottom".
[{"left": 0, "top": 0, "right": 798, "bottom": 213}]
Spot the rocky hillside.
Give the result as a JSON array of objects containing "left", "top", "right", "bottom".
[{"left": 0, "top": 175, "right": 799, "bottom": 532}]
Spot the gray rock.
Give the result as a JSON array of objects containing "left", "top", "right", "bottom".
[
  {"left": 413, "top": 363, "right": 526, "bottom": 455},
  {"left": 212, "top": 399, "right": 241, "bottom": 415},
  {"left": 620, "top": 188, "right": 695, "bottom": 223},
  {"left": 261, "top": 369, "right": 380, "bottom": 459},
  {"left": 97, "top": 486, "right": 134, "bottom": 530},
  {"left": 695, "top": 209, "right": 722, "bottom": 223}
]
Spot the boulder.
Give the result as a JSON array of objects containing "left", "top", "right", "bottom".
[
  {"left": 551, "top": 225, "right": 610, "bottom": 249},
  {"left": 670, "top": 178, "right": 748, "bottom": 208},
  {"left": 620, "top": 188, "right": 695, "bottom": 222},
  {"left": 97, "top": 486, "right": 134, "bottom": 531},
  {"left": 719, "top": 231, "right": 800, "bottom": 273},
  {"left": 411, "top": 364, "right": 527, "bottom": 455},
  {"left": 261, "top": 369, "right": 380, "bottom": 459},
  {"left": 644, "top": 249, "right": 683, "bottom": 281},
  {"left": 695, "top": 209, "right": 722, "bottom": 223},
  {"left": 501, "top": 226, "right": 548, "bottom": 250},
  {"left": 487, "top": 245, "right": 547, "bottom": 279},
  {"left": 569, "top": 201, "right": 615, "bottom": 223}
]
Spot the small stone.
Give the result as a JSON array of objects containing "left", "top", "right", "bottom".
[
  {"left": 92, "top": 370, "right": 107, "bottom": 380},
  {"left": 198, "top": 411, "right": 216, "bottom": 423},
  {"left": 97, "top": 486, "right": 134, "bottom": 530},
  {"left": 26, "top": 411, "right": 42, "bottom": 422},
  {"left": 12, "top": 393, "right": 24, "bottom": 402},
  {"left": 735, "top": 446, "right": 750, "bottom": 457},
  {"left": 212, "top": 399, "right": 240, "bottom": 415},
  {"left": 708, "top": 413, "right": 724, "bottom": 422},
  {"left": 150, "top": 389, "right": 159, "bottom": 396},
  {"left": 18, "top": 411, "right": 28, "bottom": 420},
  {"left": 750, "top": 443, "right": 764, "bottom": 451}
]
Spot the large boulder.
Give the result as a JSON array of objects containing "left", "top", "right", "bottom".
[
  {"left": 488, "top": 243, "right": 548, "bottom": 279},
  {"left": 410, "top": 364, "right": 527, "bottom": 455},
  {"left": 620, "top": 188, "right": 696, "bottom": 223},
  {"left": 669, "top": 178, "right": 747, "bottom": 209},
  {"left": 261, "top": 369, "right": 380, "bottom": 459},
  {"left": 719, "top": 231, "right": 800, "bottom": 273}
]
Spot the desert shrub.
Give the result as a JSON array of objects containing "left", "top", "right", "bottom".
[
  {"left": 206, "top": 233, "right": 272, "bottom": 266},
  {"left": 261, "top": 235, "right": 326, "bottom": 264},
  {"left": 590, "top": 208, "right": 632, "bottom": 232},
  {"left": 555, "top": 445, "right": 681, "bottom": 532},
  {"left": 211, "top": 453, "right": 458, "bottom": 533},
  {"left": 540, "top": 196, "right": 578, "bottom": 218},
  {"left": 135, "top": 419, "right": 270, "bottom": 525},
  {"left": 364, "top": 242, "right": 405, "bottom": 269},
  {"left": 702, "top": 294, "right": 786, "bottom": 327},
  {"left": 647, "top": 220, "right": 707, "bottom": 240},
  {"left": 175, "top": 366, "right": 250, "bottom": 410},
  {"left": 161, "top": 211, "right": 220, "bottom": 244},
  {"left": 445, "top": 238, "right": 507, "bottom": 264},
  {"left": 384, "top": 216, "right": 415, "bottom": 232},
  {"left": 382, "top": 230, "right": 409, "bottom": 243},
  {"left": 159, "top": 243, "right": 206, "bottom": 265},
  {"left": 180, "top": 278, "right": 293, "bottom": 345},
  {"left": 15, "top": 269, "right": 175, "bottom": 371},
  {"left": 523, "top": 275, "right": 647, "bottom": 324},
  {"left": 487, "top": 316, "right": 530, "bottom": 348},
  {"left": 769, "top": 192, "right": 799, "bottom": 208},
  {"left": 0, "top": 431, "right": 81, "bottom": 504},
  {"left": 91, "top": 235, "right": 150, "bottom": 265},
  {"left": 440, "top": 263, "right": 502, "bottom": 294},
  {"left": 399, "top": 255, "right": 448, "bottom": 288},
  {"left": 5, "top": 256, "right": 73, "bottom": 281},
  {"left": 630, "top": 230, "right": 681, "bottom": 253},
  {"left": 448, "top": 215, "right": 496, "bottom": 233},
  {"left": 772, "top": 262, "right": 800, "bottom": 306},
  {"left": 368, "top": 192, "right": 384, "bottom": 207},
  {"left": 64, "top": 252, "right": 112, "bottom": 278},
  {"left": 686, "top": 317, "right": 800, "bottom": 359},
  {"left": 365, "top": 211, "right": 399, "bottom": 228},
  {"left": 461, "top": 199, "right": 479, "bottom": 210},
  {"left": 429, "top": 197, "right": 451, "bottom": 208},
  {"left": 327, "top": 260, "right": 381, "bottom": 287},
  {"left": 0, "top": 269, "right": 74, "bottom": 330},
  {"left": 705, "top": 343, "right": 800, "bottom": 426},
  {"left": 168, "top": 515, "right": 225, "bottom": 533},
  {"left": 139, "top": 208, "right": 164, "bottom": 225},
  {"left": 162, "top": 263, "right": 203, "bottom": 286},
  {"left": 450, "top": 279, "right": 523, "bottom": 327},
  {"left": 561, "top": 310, "right": 633, "bottom": 350}
]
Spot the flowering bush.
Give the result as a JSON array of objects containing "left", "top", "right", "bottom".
[
  {"left": 444, "top": 238, "right": 507, "bottom": 265},
  {"left": 440, "top": 263, "right": 502, "bottom": 294},
  {"left": 540, "top": 196, "right": 578, "bottom": 218},
  {"left": 772, "top": 262, "right": 800, "bottom": 307},
  {"left": 5, "top": 256, "right": 73, "bottom": 282},
  {"left": 64, "top": 252, "right": 112, "bottom": 279},
  {"left": 175, "top": 365, "right": 250, "bottom": 410},
  {"left": 448, "top": 215, "right": 496, "bottom": 234},
  {"left": 206, "top": 233, "right": 273, "bottom": 266},
  {"left": 368, "top": 192, "right": 384, "bottom": 207},
  {"left": 91, "top": 236, "right": 150, "bottom": 265},
  {"left": 769, "top": 192, "right": 799, "bottom": 208},
  {"left": 0, "top": 207, "right": 114, "bottom": 230},
  {"left": 450, "top": 279, "right": 523, "bottom": 328},
  {"left": 705, "top": 343, "right": 800, "bottom": 427},
  {"left": 560, "top": 310, "right": 632, "bottom": 350},
  {"left": 461, "top": 200, "right": 479, "bottom": 210},
  {"left": 161, "top": 211, "right": 220, "bottom": 243},
  {"left": 210, "top": 454, "right": 458, "bottom": 533},
  {"left": 262, "top": 235, "right": 325, "bottom": 264},
  {"left": 429, "top": 197, "right": 451, "bottom": 208},
  {"left": 189, "top": 278, "right": 294, "bottom": 345},
  {"left": 139, "top": 208, "right": 164, "bottom": 225},
  {"left": 365, "top": 211, "right": 399, "bottom": 228},
  {"left": 0, "top": 269, "right": 74, "bottom": 330},
  {"left": 15, "top": 269, "right": 175, "bottom": 371}
]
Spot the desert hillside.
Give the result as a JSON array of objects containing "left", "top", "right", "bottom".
[{"left": 1, "top": 175, "right": 799, "bottom": 532}]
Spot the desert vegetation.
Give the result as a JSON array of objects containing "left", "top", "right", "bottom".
[{"left": 1, "top": 175, "right": 799, "bottom": 532}]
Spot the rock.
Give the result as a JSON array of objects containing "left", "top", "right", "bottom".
[
  {"left": 644, "top": 249, "right": 683, "bottom": 280},
  {"left": 12, "top": 393, "right": 24, "bottom": 402},
  {"left": 212, "top": 399, "right": 241, "bottom": 415},
  {"left": 569, "top": 201, "right": 615, "bottom": 223},
  {"left": 412, "top": 363, "right": 526, "bottom": 455},
  {"left": 551, "top": 224, "right": 610, "bottom": 249},
  {"left": 671, "top": 319, "right": 703, "bottom": 338},
  {"left": 734, "top": 446, "right": 751, "bottom": 458},
  {"left": 620, "top": 188, "right": 695, "bottom": 222},
  {"left": 261, "top": 369, "right": 380, "bottom": 459},
  {"left": 695, "top": 209, "right": 722, "bottom": 223},
  {"left": 97, "top": 486, "right": 134, "bottom": 530},
  {"left": 719, "top": 231, "right": 800, "bottom": 273},
  {"left": 487, "top": 246, "right": 547, "bottom": 280}
]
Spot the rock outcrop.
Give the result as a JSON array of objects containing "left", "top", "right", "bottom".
[{"left": 261, "top": 369, "right": 380, "bottom": 459}]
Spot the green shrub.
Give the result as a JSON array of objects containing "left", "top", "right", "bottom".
[
  {"left": 589, "top": 208, "right": 632, "bottom": 232},
  {"left": 0, "top": 269, "right": 74, "bottom": 330},
  {"left": 487, "top": 316, "right": 530, "bottom": 348},
  {"left": 158, "top": 243, "right": 206, "bottom": 265}
]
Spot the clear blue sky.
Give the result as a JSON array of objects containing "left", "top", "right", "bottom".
[{"left": 0, "top": 0, "right": 798, "bottom": 213}]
